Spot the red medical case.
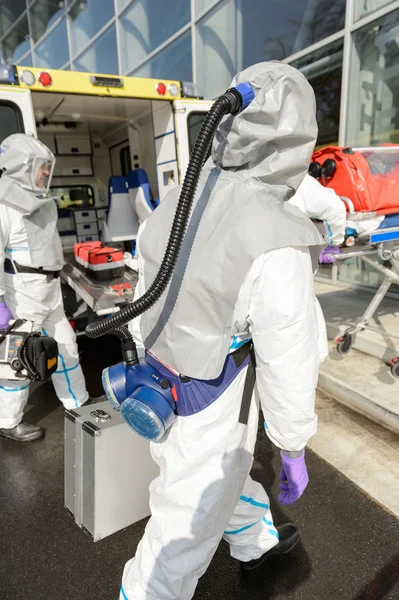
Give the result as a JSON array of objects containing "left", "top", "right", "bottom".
[
  {"left": 74, "top": 241, "right": 124, "bottom": 280},
  {"left": 312, "top": 145, "right": 399, "bottom": 215}
]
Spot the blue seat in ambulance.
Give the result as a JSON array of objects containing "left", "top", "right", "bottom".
[
  {"left": 127, "top": 169, "right": 158, "bottom": 225},
  {"left": 101, "top": 176, "right": 139, "bottom": 243}
]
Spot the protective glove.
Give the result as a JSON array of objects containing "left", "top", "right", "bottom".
[
  {"left": 278, "top": 450, "right": 309, "bottom": 506},
  {"left": 0, "top": 302, "right": 13, "bottom": 329},
  {"left": 319, "top": 245, "right": 340, "bottom": 264}
]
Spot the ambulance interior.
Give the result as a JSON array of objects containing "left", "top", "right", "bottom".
[{"left": 31, "top": 92, "right": 177, "bottom": 251}]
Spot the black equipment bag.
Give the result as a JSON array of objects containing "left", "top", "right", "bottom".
[{"left": 23, "top": 335, "right": 59, "bottom": 381}]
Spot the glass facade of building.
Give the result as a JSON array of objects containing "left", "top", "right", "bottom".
[
  {"left": 1, "top": 0, "right": 399, "bottom": 149},
  {"left": 1, "top": 0, "right": 399, "bottom": 290}
]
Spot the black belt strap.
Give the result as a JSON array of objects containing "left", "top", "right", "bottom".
[
  {"left": 238, "top": 345, "right": 256, "bottom": 426},
  {"left": 4, "top": 258, "right": 60, "bottom": 278}
]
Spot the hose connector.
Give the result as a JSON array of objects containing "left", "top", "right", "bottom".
[
  {"left": 121, "top": 339, "right": 139, "bottom": 366},
  {"left": 224, "top": 82, "right": 254, "bottom": 114},
  {"left": 235, "top": 82, "right": 255, "bottom": 109}
]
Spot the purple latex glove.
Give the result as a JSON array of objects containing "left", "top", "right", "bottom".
[
  {"left": 0, "top": 302, "right": 13, "bottom": 329},
  {"left": 278, "top": 451, "right": 309, "bottom": 506},
  {"left": 319, "top": 245, "right": 340, "bottom": 264}
]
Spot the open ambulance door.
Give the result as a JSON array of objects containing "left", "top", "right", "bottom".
[
  {"left": 0, "top": 86, "right": 37, "bottom": 141},
  {"left": 151, "top": 98, "right": 211, "bottom": 202}
]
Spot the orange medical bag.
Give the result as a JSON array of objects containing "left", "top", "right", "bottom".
[
  {"left": 312, "top": 145, "right": 399, "bottom": 215},
  {"left": 74, "top": 241, "right": 124, "bottom": 280}
]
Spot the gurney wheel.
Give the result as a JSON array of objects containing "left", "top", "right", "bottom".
[
  {"left": 390, "top": 358, "right": 399, "bottom": 378},
  {"left": 336, "top": 334, "right": 352, "bottom": 355}
]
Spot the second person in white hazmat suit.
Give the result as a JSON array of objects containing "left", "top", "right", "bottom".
[
  {"left": 120, "top": 61, "right": 327, "bottom": 600},
  {"left": 290, "top": 172, "right": 346, "bottom": 247},
  {"left": 0, "top": 134, "right": 102, "bottom": 442},
  {"left": 290, "top": 171, "right": 346, "bottom": 264}
]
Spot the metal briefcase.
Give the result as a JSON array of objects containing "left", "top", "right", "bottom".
[{"left": 64, "top": 401, "right": 159, "bottom": 541}]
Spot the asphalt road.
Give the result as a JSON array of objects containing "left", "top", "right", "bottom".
[{"left": 1, "top": 337, "right": 398, "bottom": 600}]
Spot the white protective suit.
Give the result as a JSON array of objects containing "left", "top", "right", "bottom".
[
  {"left": 120, "top": 62, "right": 327, "bottom": 600},
  {"left": 0, "top": 134, "right": 89, "bottom": 428},
  {"left": 288, "top": 172, "right": 346, "bottom": 361},
  {"left": 290, "top": 173, "right": 347, "bottom": 245}
]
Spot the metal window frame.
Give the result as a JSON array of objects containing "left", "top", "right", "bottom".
[
  {"left": 114, "top": 0, "right": 123, "bottom": 75},
  {"left": 191, "top": 0, "right": 198, "bottom": 84},
  {"left": 338, "top": 0, "right": 355, "bottom": 145},
  {"left": 0, "top": 5, "right": 29, "bottom": 42},
  {"left": 31, "top": 15, "right": 68, "bottom": 69},
  {"left": 283, "top": 30, "right": 345, "bottom": 65},
  {"left": 29, "top": 3, "right": 66, "bottom": 47},
  {"left": 281, "top": 0, "right": 399, "bottom": 147},
  {"left": 341, "top": 0, "right": 399, "bottom": 144},
  {"left": 0, "top": 8, "right": 33, "bottom": 65},
  {"left": 194, "top": 0, "right": 224, "bottom": 23},
  {"left": 14, "top": 49, "right": 33, "bottom": 66}
]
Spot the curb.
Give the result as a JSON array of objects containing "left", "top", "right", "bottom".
[{"left": 318, "top": 371, "right": 399, "bottom": 436}]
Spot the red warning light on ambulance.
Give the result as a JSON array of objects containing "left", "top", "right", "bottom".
[
  {"left": 38, "top": 72, "right": 52, "bottom": 87},
  {"left": 156, "top": 82, "right": 167, "bottom": 95}
]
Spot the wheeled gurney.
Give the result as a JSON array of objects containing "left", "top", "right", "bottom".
[
  {"left": 326, "top": 209, "right": 399, "bottom": 377},
  {"left": 312, "top": 145, "right": 399, "bottom": 377}
]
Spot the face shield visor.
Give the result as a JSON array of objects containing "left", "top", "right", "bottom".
[{"left": 31, "top": 158, "right": 55, "bottom": 194}]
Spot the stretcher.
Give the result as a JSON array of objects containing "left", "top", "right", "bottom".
[
  {"left": 60, "top": 253, "right": 137, "bottom": 318},
  {"left": 325, "top": 212, "right": 399, "bottom": 378},
  {"left": 312, "top": 145, "right": 399, "bottom": 377}
]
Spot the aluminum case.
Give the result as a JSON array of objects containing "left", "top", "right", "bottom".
[{"left": 64, "top": 401, "right": 158, "bottom": 541}]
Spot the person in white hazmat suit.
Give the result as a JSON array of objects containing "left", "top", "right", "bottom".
[
  {"left": 288, "top": 172, "right": 347, "bottom": 361},
  {"left": 120, "top": 62, "right": 327, "bottom": 600},
  {"left": 290, "top": 171, "right": 346, "bottom": 261},
  {"left": 0, "top": 134, "right": 101, "bottom": 442}
]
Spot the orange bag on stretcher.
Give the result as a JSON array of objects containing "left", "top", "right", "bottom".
[{"left": 311, "top": 145, "right": 399, "bottom": 215}]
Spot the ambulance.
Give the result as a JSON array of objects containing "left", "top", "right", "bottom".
[{"left": 0, "top": 64, "right": 211, "bottom": 323}]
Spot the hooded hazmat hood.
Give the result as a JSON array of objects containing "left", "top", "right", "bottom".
[
  {"left": 211, "top": 61, "right": 317, "bottom": 199},
  {"left": 0, "top": 133, "right": 55, "bottom": 196},
  {"left": 139, "top": 61, "right": 324, "bottom": 379},
  {"left": 0, "top": 133, "right": 63, "bottom": 269}
]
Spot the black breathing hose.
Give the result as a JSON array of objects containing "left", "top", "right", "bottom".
[{"left": 85, "top": 88, "right": 244, "bottom": 351}]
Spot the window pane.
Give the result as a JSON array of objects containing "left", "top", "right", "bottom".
[
  {"left": 51, "top": 185, "right": 95, "bottom": 209},
  {"left": 197, "top": 0, "right": 236, "bottom": 98},
  {"left": 347, "top": 10, "right": 399, "bottom": 145},
  {"left": 197, "top": 0, "right": 346, "bottom": 99},
  {"left": 17, "top": 53, "right": 33, "bottom": 67},
  {"left": 74, "top": 25, "right": 118, "bottom": 75},
  {"left": 0, "top": 101, "right": 24, "bottom": 143},
  {"left": 292, "top": 40, "right": 343, "bottom": 147},
  {"left": 132, "top": 31, "right": 192, "bottom": 82},
  {"left": 119, "top": 0, "right": 190, "bottom": 74},
  {"left": 0, "top": 1, "right": 27, "bottom": 38},
  {"left": 116, "top": 0, "right": 133, "bottom": 11},
  {"left": 29, "top": 0, "right": 65, "bottom": 43},
  {"left": 249, "top": 0, "right": 346, "bottom": 61},
  {"left": 355, "top": 0, "right": 393, "bottom": 21},
  {"left": 69, "top": 0, "right": 115, "bottom": 57},
  {"left": 1, "top": 15, "right": 31, "bottom": 63},
  {"left": 34, "top": 19, "right": 69, "bottom": 69},
  {"left": 196, "top": 0, "right": 217, "bottom": 15}
]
